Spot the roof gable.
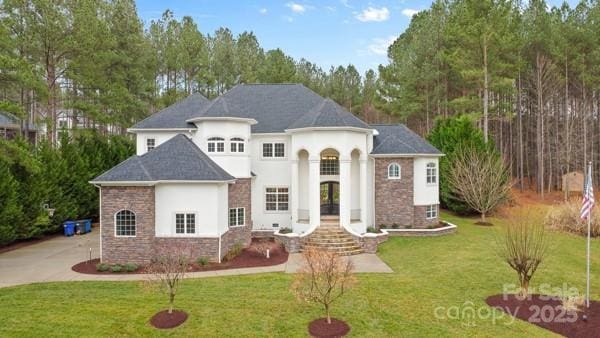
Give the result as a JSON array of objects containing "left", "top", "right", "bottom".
[
  {"left": 371, "top": 124, "right": 442, "bottom": 155},
  {"left": 131, "top": 93, "right": 209, "bottom": 129},
  {"left": 286, "top": 98, "right": 370, "bottom": 130},
  {"left": 92, "top": 134, "right": 234, "bottom": 183}
]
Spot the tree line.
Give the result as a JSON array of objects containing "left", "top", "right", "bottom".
[
  {"left": 379, "top": 0, "right": 600, "bottom": 196},
  {"left": 0, "top": 0, "right": 382, "bottom": 145}
]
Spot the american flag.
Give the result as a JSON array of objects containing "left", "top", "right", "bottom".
[{"left": 581, "top": 167, "right": 595, "bottom": 220}]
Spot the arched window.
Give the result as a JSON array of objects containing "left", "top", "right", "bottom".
[
  {"left": 115, "top": 210, "right": 136, "bottom": 237},
  {"left": 230, "top": 137, "right": 245, "bottom": 153},
  {"left": 207, "top": 137, "right": 224, "bottom": 153},
  {"left": 388, "top": 163, "right": 401, "bottom": 179},
  {"left": 426, "top": 162, "right": 437, "bottom": 184}
]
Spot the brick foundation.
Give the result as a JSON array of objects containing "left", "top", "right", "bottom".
[
  {"left": 374, "top": 158, "right": 414, "bottom": 227},
  {"left": 413, "top": 205, "right": 439, "bottom": 228}
]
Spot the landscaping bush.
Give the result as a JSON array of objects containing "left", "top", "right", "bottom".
[
  {"left": 545, "top": 201, "right": 600, "bottom": 237},
  {"left": 366, "top": 227, "right": 380, "bottom": 233},
  {"left": 196, "top": 257, "right": 209, "bottom": 266},
  {"left": 278, "top": 227, "right": 293, "bottom": 234},
  {"left": 110, "top": 264, "right": 123, "bottom": 273},
  {"left": 124, "top": 263, "right": 138, "bottom": 272},
  {"left": 379, "top": 224, "right": 388, "bottom": 229},
  {"left": 392, "top": 223, "right": 400, "bottom": 229},
  {"left": 96, "top": 263, "right": 110, "bottom": 272},
  {"left": 223, "top": 243, "right": 244, "bottom": 262}
]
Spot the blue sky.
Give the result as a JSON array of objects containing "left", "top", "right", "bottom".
[{"left": 136, "top": 0, "right": 577, "bottom": 75}]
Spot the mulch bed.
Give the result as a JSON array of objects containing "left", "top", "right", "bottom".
[
  {"left": 308, "top": 318, "right": 350, "bottom": 338},
  {"left": 486, "top": 294, "right": 600, "bottom": 338},
  {"left": 0, "top": 234, "right": 61, "bottom": 254},
  {"left": 72, "top": 239, "right": 288, "bottom": 275},
  {"left": 150, "top": 310, "right": 188, "bottom": 329}
]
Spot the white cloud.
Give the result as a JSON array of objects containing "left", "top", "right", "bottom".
[
  {"left": 283, "top": 15, "right": 294, "bottom": 22},
  {"left": 356, "top": 7, "right": 390, "bottom": 22},
  {"left": 401, "top": 8, "right": 419, "bottom": 17},
  {"left": 287, "top": 2, "right": 306, "bottom": 14},
  {"left": 367, "top": 36, "right": 396, "bottom": 55},
  {"left": 259, "top": 8, "right": 268, "bottom": 15},
  {"left": 340, "top": 0, "right": 353, "bottom": 9}
]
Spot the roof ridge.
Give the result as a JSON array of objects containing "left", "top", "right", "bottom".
[
  {"left": 135, "top": 156, "right": 153, "bottom": 180},
  {"left": 309, "top": 99, "right": 328, "bottom": 126}
]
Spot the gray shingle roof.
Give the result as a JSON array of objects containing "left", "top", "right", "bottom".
[
  {"left": 92, "top": 134, "right": 234, "bottom": 183},
  {"left": 371, "top": 124, "right": 442, "bottom": 155},
  {"left": 287, "top": 98, "right": 370, "bottom": 130},
  {"left": 0, "top": 111, "right": 36, "bottom": 130},
  {"left": 130, "top": 93, "right": 209, "bottom": 129}
]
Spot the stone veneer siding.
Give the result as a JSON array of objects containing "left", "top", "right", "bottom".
[
  {"left": 374, "top": 158, "right": 414, "bottom": 227},
  {"left": 413, "top": 205, "right": 439, "bottom": 228},
  {"left": 101, "top": 178, "right": 254, "bottom": 264},
  {"left": 101, "top": 186, "right": 156, "bottom": 264}
]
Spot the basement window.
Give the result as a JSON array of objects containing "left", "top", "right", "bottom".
[{"left": 426, "top": 205, "right": 438, "bottom": 219}]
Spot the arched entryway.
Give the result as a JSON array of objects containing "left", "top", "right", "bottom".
[{"left": 320, "top": 181, "right": 339, "bottom": 215}]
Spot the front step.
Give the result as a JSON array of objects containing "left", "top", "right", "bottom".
[{"left": 301, "top": 224, "right": 363, "bottom": 256}]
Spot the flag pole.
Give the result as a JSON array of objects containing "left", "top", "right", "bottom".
[{"left": 586, "top": 161, "right": 592, "bottom": 308}]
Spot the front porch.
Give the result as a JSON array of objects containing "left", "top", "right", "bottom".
[{"left": 291, "top": 147, "right": 368, "bottom": 235}]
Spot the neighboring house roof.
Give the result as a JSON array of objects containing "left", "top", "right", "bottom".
[
  {"left": 286, "top": 98, "right": 370, "bottom": 130},
  {"left": 0, "top": 111, "right": 36, "bottom": 130},
  {"left": 91, "top": 134, "right": 235, "bottom": 183},
  {"left": 131, "top": 84, "right": 371, "bottom": 133},
  {"left": 130, "top": 93, "right": 209, "bottom": 129},
  {"left": 371, "top": 124, "right": 443, "bottom": 155}
]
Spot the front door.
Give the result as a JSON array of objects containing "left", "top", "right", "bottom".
[{"left": 320, "top": 181, "right": 339, "bottom": 215}]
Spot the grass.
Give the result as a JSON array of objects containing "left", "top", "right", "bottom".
[{"left": 1, "top": 210, "right": 599, "bottom": 337}]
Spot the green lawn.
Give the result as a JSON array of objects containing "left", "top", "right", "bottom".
[{"left": 1, "top": 212, "right": 599, "bottom": 337}]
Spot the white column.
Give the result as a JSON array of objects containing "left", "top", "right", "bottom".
[
  {"left": 291, "top": 159, "right": 299, "bottom": 225},
  {"left": 309, "top": 157, "right": 320, "bottom": 228},
  {"left": 360, "top": 157, "right": 368, "bottom": 224},
  {"left": 339, "top": 157, "right": 352, "bottom": 228}
]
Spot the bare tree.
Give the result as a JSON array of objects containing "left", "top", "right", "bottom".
[
  {"left": 252, "top": 239, "right": 272, "bottom": 258},
  {"left": 447, "top": 144, "right": 511, "bottom": 223},
  {"left": 291, "top": 248, "right": 355, "bottom": 324},
  {"left": 496, "top": 215, "right": 548, "bottom": 298},
  {"left": 144, "top": 244, "right": 192, "bottom": 314}
]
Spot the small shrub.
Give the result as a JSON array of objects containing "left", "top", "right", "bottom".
[
  {"left": 392, "top": 223, "right": 400, "bottom": 229},
  {"left": 223, "top": 243, "right": 244, "bottom": 262},
  {"left": 366, "top": 226, "right": 380, "bottom": 233},
  {"left": 279, "top": 227, "right": 293, "bottom": 234},
  {"left": 545, "top": 201, "right": 600, "bottom": 237},
  {"left": 110, "top": 264, "right": 123, "bottom": 273},
  {"left": 124, "top": 263, "right": 138, "bottom": 272},
  {"left": 379, "top": 224, "right": 388, "bottom": 229},
  {"left": 404, "top": 225, "right": 412, "bottom": 229},
  {"left": 96, "top": 263, "right": 109, "bottom": 272},
  {"left": 197, "top": 257, "right": 209, "bottom": 266}
]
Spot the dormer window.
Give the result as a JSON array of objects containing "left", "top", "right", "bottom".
[
  {"left": 146, "top": 138, "right": 155, "bottom": 151},
  {"left": 207, "top": 137, "right": 225, "bottom": 153},
  {"left": 230, "top": 137, "right": 245, "bottom": 153}
]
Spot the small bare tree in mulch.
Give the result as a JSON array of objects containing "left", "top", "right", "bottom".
[
  {"left": 143, "top": 243, "right": 192, "bottom": 329},
  {"left": 496, "top": 216, "right": 549, "bottom": 298},
  {"left": 253, "top": 239, "right": 273, "bottom": 258},
  {"left": 447, "top": 144, "right": 511, "bottom": 224},
  {"left": 291, "top": 247, "right": 355, "bottom": 337}
]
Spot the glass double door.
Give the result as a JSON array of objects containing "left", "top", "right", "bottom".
[{"left": 320, "top": 181, "right": 339, "bottom": 215}]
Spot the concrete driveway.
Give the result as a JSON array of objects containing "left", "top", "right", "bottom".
[{"left": 0, "top": 231, "right": 100, "bottom": 288}]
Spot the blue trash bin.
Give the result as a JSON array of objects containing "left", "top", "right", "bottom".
[
  {"left": 83, "top": 219, "right": 92, "bottom": 233},
  {"left": 63, "top": 221, "right": 75, "bottom": 236}
]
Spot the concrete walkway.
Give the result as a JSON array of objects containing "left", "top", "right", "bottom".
[
  {"left": 0, "top": 230, "right": 392, "bottom": 289},
  {"left": 284, "top": 253, "right": 394, "bottom": 273}
]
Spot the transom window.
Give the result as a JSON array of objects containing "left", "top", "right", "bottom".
[
  {"left": 426, "top": 162, "right": 437, "bottom": 184},
  {"left": 320, "top": 156, "right": 339, "bottom": 175},
  {"left": 265, "top": 187, "right": 289, "bottom": 211},
  {"left": 230, "top": 137, "right": 245, "bottom": 153},
  {"left": 175, "top": 213, "right": 196, "bottom": 234},
  {"left": 115, "top": 210, "right": 136, "bottom": 237},
  {"left": 388, "top": 163, "right": 401, "bottom": 179},
  {"left": 208, "top": 137, "right": 225, "bottom": 153},
  {"left": 229, "top": 208, "right": 245, "bottom": 226},
  {"left": 262, "top": 142, "right": 285, "bottom": 158},
  {"left": 146, "top": 138, "right": 155, "bottom": 151},
  {"left": 426, "top": 205, "right": 438, "bottom": 219}
]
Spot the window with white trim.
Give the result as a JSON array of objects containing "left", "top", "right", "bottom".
[
  {"left": 388, "top": 163, "right": 401, "bottom": 179},
  {"left": 175, "top": 213, "right": 196, "bottom": 234},
  {"left": 262, "top": 142, "right": 285, "bottom": 158},
  {"left": 207, "top": 137, "right": 225, "bottom": 153},
  {"left": 115, "top": 210, "right": 136, "bottom": 236},
  {"left": 265, "top": 187, "right": 289, "bottom": 211},
  {"left": 146, "top": 138, "right": 155, "bottom": 151},
  {"left": 230, "top": 137, "right": 245, "bottom": 153},
  {"left": 426, "top": 162, "right": 437, "bottom": 184},
  {"left": 426, "top": 205, "right": 438, "bottom": 219},
  {"left": 320, "top": 156, "right": 339, "bottom": 175},
  {"left": 229, "top": 208, "right": 245, "bottom": 226}
]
